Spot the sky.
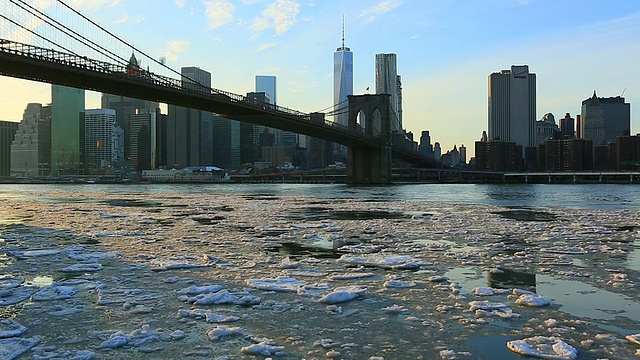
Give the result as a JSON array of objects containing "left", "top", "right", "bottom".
[{"left": 1, "top": 0, "right": 640, "bottom": 159}]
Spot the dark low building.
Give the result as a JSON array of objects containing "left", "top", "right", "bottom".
[
  {"left": 0, "top": 120, "right": 19, "bottom": 177},
  {"left": 538, "top": 138, "right": 593, "bottom": 171},
  {"left": 475, "top": 140, "right": 522, "bottom": 172},
  {"left": 617, "top": 134, "right": 640, "bottom": 171}
]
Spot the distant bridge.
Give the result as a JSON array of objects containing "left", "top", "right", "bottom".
[{"left": 0, "top": 2, "right": 436, "bottom": 184}]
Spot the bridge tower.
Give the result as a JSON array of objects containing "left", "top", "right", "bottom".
[{"left": 347, "top": 94, "right": 393, "bottom": 185}]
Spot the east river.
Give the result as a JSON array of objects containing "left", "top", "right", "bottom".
[{"left": 0, "top": 183, "right": 639, "bottom": 359}]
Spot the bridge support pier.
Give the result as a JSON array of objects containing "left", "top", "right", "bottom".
[{"left": 345, "top": 94, "right": 392, "bottom": 185}]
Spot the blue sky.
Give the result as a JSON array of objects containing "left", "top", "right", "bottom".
[{"left": 1, "top": 0, "right": 639, "bottom": 158}]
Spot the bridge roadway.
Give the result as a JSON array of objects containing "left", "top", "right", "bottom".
[{"left": 0, "top": 39, "right": 435, "bottom": 167}]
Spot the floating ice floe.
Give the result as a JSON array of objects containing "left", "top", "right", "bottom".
[
  {"left": 427, "top": 276, "right": 449, "bottom": 283},
  {"left": 97, "top": 324, "right": 172, "bottom": 349},
  {"left": 150, "top": 257, "right": 213, "bottom": 271},
  {"left": 0, "top": 286, "right": 37, "bottom": 306},
  {"left": 206, "top": 326, "right": 246, "bottom": 341},
  {"left": 30, "top": 348, "right": 96, "bottom": 359},
  {"left": 468, "top": 301, "right": 520, "bottom": 319},
  {"left": 97, "top": 288, "right": 158, "bottom": 306},
  {"left": 0, "top": 276, "right": 24, "bottom": 289},
  {"left": 515, "top": 294, "right": 551, "bottom": 307},
  {"left": 471, "top": 287, "right": 510, "bottom": 296},
  {"left": 329, "top": 272, "right": 376, "bottom": 281},
  {"left": 0, "top": 337, "right": 41, "bottom": 360},
  {"left": 178, "top": 284, "right": 224, "bottom": 295},
  {"left": 241, "top": 341, "right": 286, "bottom": 356},
  {"left": 626, "top": 333, "right": 640, "bottom": 345},
  {"left": 178, "top": 309, "right": 240, "bottom": 323},
  {"left": 318, "top": 286, "right": 366, "bottom": 304},
  {"left": 6, "top": 249, "right": 65, "bottom": 260},
  {"left": 297, "top": 284, "right": 332, "bottom": 298},
  {"left": 32, "top": 285, "right": 77, "bottom": 301},
  {"left": 384, "top": 280, "right": 416, "bottom": 288},
  {"left": 506, "top": 336, "right": 577, "bottom": 359},
  {"left": 338, "top": 254, "right": 422, "bottom": 269},
  {"left": 66, "top": 250, "right": 120, "bottom": 261},
  {"left": 246, "top": 276, "right": 307, "bottom": 292},
  {"left": 180, "top": 289, "right": 261, "bottom": 306},
  {"left": 279, "top": 257, "right": 299, "bottom": 269},
  {"left": 0, "top": 319, "right": 27, "bottom": 339},
  {"left": 59, "top": 263, "right": 103, "bottom": 273},
  {"left": 382, "top": 304, "right": 409, "bottom": 314}
]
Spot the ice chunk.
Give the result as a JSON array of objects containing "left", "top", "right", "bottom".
[
  {"left": 0, "top": 286, "right": 37, "bottom": 306},
  {"left": 384, "top": 280, "right": 415, "bottom": 288},
  {"left": 206, "top": 326, "right": 246, "bottom": 341},
  {"left": 338, "top": 254, "right": 422, "bottom": 269},
  {"left": 181, "top": 289, "right": 261, "bottom": 306},
  {"left": 506, "top": 336, "right": 577, "bottom": 359},
  {"left": 318, "top": 286, "right": 366, "bottom": 304},
  {"left": 0, "top": 319, "right": 27, "bottom": 339},
  {"left": 59, "top": 263, "right": 103, "bottom": 273},
  {"left": 0, "top": 337, "right": 41, "bottom": 360},
  {"left": 32, "top": 285, "right": 77, "bottom": 301},
  {"left": 246, "top": 276, "right": 306, "bottom": 292},
  {"left": 626, "top": 333, "right": 640, "bottom": 345},
  {"left": 178, "top": 285, "right": 224, "bottom": 295},
  {"left": 241, "top": 341, "right": 286, "bottom": 356},
  {"left": 515, "top": 294, "right": 551, "bottom": 307}
]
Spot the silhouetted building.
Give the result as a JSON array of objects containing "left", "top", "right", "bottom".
[
  {"left": 0, "top": 120, "right": 19, "bottom": 177},
  {"left": 51, "top": 85, "right": 85, "bottom": 176},
  {"left": 240, "top": 92, "right": 270, "bottom": 165},
  {"left": 538, "top": 138, "right": 593, "bottom": 171},
  {"left": 167, "top": 67, "right": 214, "bottom": 168},
  {"left": 475, "top": 139, "right": 522, "bottom": 172},
  {"left": 434, "top": 142, "right": 441, "bottom": 162},
  {"left": 212, "top": 115, "right": 240, "bottom": 170},
  {"left": 441, "top": 145, "right": 461, "bottom": 167},
  {"left": 581, "top": 91, "right": 630, "bottom": 145},
  {"left": 129, "top": 108, "right": 163, "bottom": 170},
  {"left": 488, "top": 65, "right": 536, "bottom": 151},
  {"left": 617, "top": 134, "right": 640, "bottom": 171},
  {"left": 308, "top": 113, "right": 333, "bottom": 169},
  {"left": 560, "top": 113, "right": 575, "bottom": 138},
  {"left": 419, "top": 130, "right": 433, "bottom": 157},
  {"left": 11, "top": 103, "right": 51, "bottom": 177}
]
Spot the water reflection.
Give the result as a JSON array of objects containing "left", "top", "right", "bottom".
[{"left": 488, "top": 268, "right": 536, "bottom": 291}]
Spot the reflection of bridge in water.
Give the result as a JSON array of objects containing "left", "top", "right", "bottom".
[{"left": 0, "top": 0, "right": 437, "bottom": 184}]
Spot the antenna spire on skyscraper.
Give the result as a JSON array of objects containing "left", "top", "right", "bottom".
[{"left": 342, "top": 15, "right": 345, "bottom": 49}]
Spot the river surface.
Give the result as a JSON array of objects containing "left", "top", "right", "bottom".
[{"left": 0, "top": 183, "right": 638, "bottom": 359}]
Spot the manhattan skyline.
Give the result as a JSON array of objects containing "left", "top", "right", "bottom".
[{"left": 1, "top": 0, "right": 639, "bottom": 159}]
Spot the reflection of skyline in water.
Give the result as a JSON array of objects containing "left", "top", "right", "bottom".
[{"left": 488, "top": 268, "right": 536, "bottom": 291}]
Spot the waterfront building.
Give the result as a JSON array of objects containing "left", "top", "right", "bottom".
[
  {"left": 580, "top": 92, "right": 631, "bottom": 146},
  {"left": 212, "top": 115, "right": 241, "bottom": 170},
  {"left": 51, "top": 85, "right": 85, "bottom": 176},
  {"left": 81, "top": 109, "right": 116, "bottom": 174},
  {"left": 488, "top": 65, "right": 536, "bottom": 150},
  {"left": 10, "top": 103, "right": 51, "bottom": 177},
  {"left": 375, "top": 53, "right": 402, "bottom": 132},
  {"left": 440, "top": 145, "right": 461, "bottom": 167},
  {"left": 538, "top": 138, "right": 593, "bottom": 171},
  {"left": 475, "top": 139, "right": 522, "bottom": 172},
  {"left": 535, "top": 113, "right": 561, "bottom": 145},
  {"left": 434, "top": 142, "right": 441, "bottom": 162},
  {"left": 419, "top": 130, "right": 433, "bottom": 157},
  {"left": 128, "top": 108, "right": 163, "bottom": 171},
  {"left": 616, "top": 134, "right": 640, "bottom": 171},
  {"left": 0, "top": 120, "right": 19, "bottom": 177},
  {"left": 308, "top": 113, "right": 333, "bottom": 170},
  {"left": 560, "top": 113, "right": 575, "bottom": 138},
  {"left": 167, "top": 67, "right": 214, "bottom": 168},
  {"left": 240, "top": 92, "right": 270, "bottom": 165},
  {"left": 459, "top": 144, "right": 467, "bottom": 165}
]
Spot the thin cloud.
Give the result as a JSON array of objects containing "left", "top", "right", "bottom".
[
  {"left": 112, "top": 14, "right": 145, "bottom": 25},
  {"left": 203, "top": 0, "right": 236, "bottom": 29},
  {"left": 251, "top": 0, "right": 300, "bottom": 36},
  {"left": 255, "top": 42, "right": 277, "bottom": 52},
  {"left": 175, "top": 0, "right": 187, "bottom": 8},
  {"left": 67, "top": 0, "right": 121, "bottom": 10},
  {"left": 163, "top": 40, "right": 190, "bottom": 61},
  {"left": 360, "top": 0, "right": 401, "bottom": 23}
]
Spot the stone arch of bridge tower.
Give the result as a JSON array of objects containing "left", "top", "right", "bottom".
[{"left": 347, "top": 94, "right": 391, "bottom": 142}]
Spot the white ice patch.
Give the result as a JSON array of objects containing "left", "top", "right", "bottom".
[
  {"left": 297, "top": 284, "right": 332, "bottom": 298},
  {"left": 66, "top": 250, "right": 120, "bottom": 261},
  {"left": 150, "top": 257, "right": 212, "bottom": 271},
  {"left": 31, "top": 285, "right": 77, "bottom": 301},
  {"left": 180, "top": 289, "right": 261, "bottom": 306},
  {"left": 338, "top": 254, "right": 422, "bottom": 269},
  {"left": 206, "top": 326, "right": 246, "bottom": 341},
  {"left": 384, "top": 280, "right": 416, "bottom": 288},
  {"left": 0, "top": 319, "right": 27, "bottom": 339},
  {"left": 329, "top": 272, "right": 376, "bottom": 281},
  {"left": 178, "top": 309, "right": 240, "bottom": 323},
  {"left": 318, "top": 286, "right": 366, "bottom": 304},
  {"left": 97, "top": 324, "right": 171, "bottom": 349},
  {"left": 6, "top": 249, "right": 65, "bottom": 259},
  {"left": 0, "top": 337, "right": 40, "bottom": 360},
  {"left": 241, "top": 341, "right": 286, "bottom": 356},
  {"left": 59, "top": 263, "right": 103, "bottom": 272},
  {"left": 0, "top": 286, "right": 37, "bottom": 306},
  {"left": 506, "top": 336, "right": 577, "bottom": 359},
  {"left": 246, "top": 276, "right": 306, "bottom": 292},
  {"left": 471, "top": 287, "right": 509, "bottom": 296},
  {"left": 515, "top": 294, "right": 551, "bottom": 307},
  {"left": 178, "top": 285, "right": 224, "bottom": 295},
  {"left": 469, "top": 301, "right": 519, "bottom": 318}
]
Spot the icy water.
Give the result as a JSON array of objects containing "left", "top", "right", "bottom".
[{"left": 0, "top": 183, "right": 639, "bottom": 359}]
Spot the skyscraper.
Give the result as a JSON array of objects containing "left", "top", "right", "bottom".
[
  {"left": 334, "top": 19, "right": 353, "bottom": 127},
  {"left": 81, "top": 109, "right": 116, "bottom": 174},
  {"left": 0, "top": 120, "right": 19, "bottom": 177},
  {"left": 11, "top": 103, "right": 51, "bottom": 177},
  {"left": 51, "top": 85, "right": 85, "bottom": 176},
  {"left": 580, "top": 91, "right": 630, "bottom": 145},
  {"left": 488, "top": 65, "right": 536, "bottom": 150},
  {"left": 167, "top": 66, "right": 214, "bottom": 167},
  {"left": 375, "top": 53, "right": 402, "bottom": 132},
  {"left": 256, "top": 76, "right": 276, "bottom": 104}
]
